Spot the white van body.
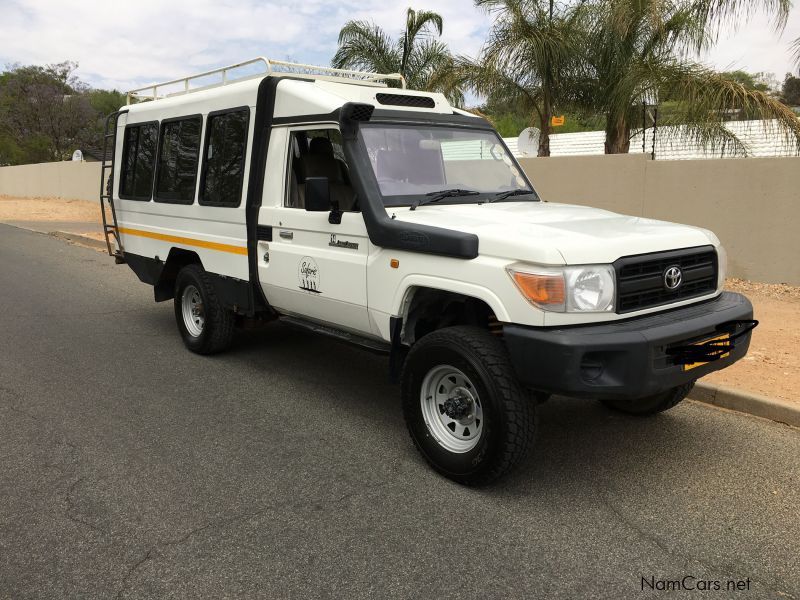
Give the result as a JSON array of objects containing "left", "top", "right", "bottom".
[{"left": 102, "top": 58, "right": 755, "bottom": 485}]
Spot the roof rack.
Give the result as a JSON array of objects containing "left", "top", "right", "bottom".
[{"left": 126, "top": 57, "right": 407, "bottom": 104}]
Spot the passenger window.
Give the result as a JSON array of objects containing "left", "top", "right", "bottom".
[
  {"left": 199, "top": 108, "right": 249, "bottom": 207},
  {"left": 285, "top": 128, "right": 358, "bottom": 211},
  {"left": 154, "top": 116, "right": 202, "bottom": 204},
  {"left": 119, "top": 122, "right": 158, "bottom": 200}
]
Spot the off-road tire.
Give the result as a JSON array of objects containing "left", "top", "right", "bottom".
[
  {"left": 600, "top": 381, "right": 695, "bottom": 416},
  {"left": 174, "top": 264, "right": 235, "bottom": 355},
  {"left": 401, "top": 326, "right": 537, "bottom": 486}
]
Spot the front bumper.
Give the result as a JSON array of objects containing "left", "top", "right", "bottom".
[{"left": 503, "top": 292, "right": 754, "bottom": 400}]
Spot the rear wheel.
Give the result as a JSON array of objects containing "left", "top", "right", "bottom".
[
  {"left": 174, "top": 264, "right": 234, "bottom": 354},
  {"left": 401, "top": 326, "right": 537, "bottom": 486},
  {"left": 600, "top": 381, "right": 695, "bottom": 416}
]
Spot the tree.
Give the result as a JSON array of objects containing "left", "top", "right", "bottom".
[
  {"left": 85, "top": 88, "right": 128, "bottom": 141},
  {"left": 719, "top": 70, "right": 776, "bottom": 93},
  {"left": 782, "top": 73, "right": 800, "bottom": 106},
  {"left": 86, "top": 89, "right": 127, "bottom": 119},
  {"left": 332, "top": 8, "right": 462, "bottom": 104},
  {"left": 440, "top": 0, "right": 585, "bottom": 156},
  {"left": 578, "top": 0, "right": 800, "bottom": 154},
  {"left": 0, "top": 62, "right": 96, "bottom": 163}
]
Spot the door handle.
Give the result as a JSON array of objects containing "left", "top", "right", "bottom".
[{"left": 279, "top": 230, "right": 293, "bottom": 240}]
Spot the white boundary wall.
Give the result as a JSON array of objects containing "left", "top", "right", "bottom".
[{"left": 0, "top": 161, "right": 102, "bottom": 202}]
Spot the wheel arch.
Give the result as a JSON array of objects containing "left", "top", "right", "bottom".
[
  {"left": 154, "top": 248, "right": 204, "bottom": 302},
  {"left": 395, "top": 280, "right": 509, "bottom": 347}
]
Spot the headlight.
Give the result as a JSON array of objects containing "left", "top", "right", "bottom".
[
  {"left": 507, "top": 264, "right": 615, "bottom": 313},
  {"left": 716, "top": 245, "right": 727, "bottom": 290}
]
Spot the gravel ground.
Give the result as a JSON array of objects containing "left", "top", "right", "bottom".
[
  {"left": 708, "top": 280, "right": 800, "bottom": 403},
  {"left": 725, "top": 278, "right": 800, "bottom": 304},
  {"left": 0, "top": 195, "right": 103, "bottom": 222}
]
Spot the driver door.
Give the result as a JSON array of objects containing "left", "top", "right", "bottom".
[{"left": 259, "top": 126, "right": 372, "bottom": 335}]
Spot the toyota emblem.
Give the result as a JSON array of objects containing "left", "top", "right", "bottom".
[{"left": 663, "top": 266, "right": 682, "bottom": 291}]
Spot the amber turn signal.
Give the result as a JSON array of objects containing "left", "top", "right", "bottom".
[
  {"left": 390, "top": 259, "right": 400, "bottom": 269},
  {"left": 510, "top": 271, "right": 565, "bottom": 305}
]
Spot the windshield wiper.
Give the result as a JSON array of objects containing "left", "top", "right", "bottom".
[
  {"left": 485, "top": 189, "right": 536, "bottom": 204},
  {"left": 410, "top": 189, "right": 480, "bottom": 211}
]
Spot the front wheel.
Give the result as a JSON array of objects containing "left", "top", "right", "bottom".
[
  {"left": 401, "top": 326, "right": 537, "bottom": 486},
  {"left": 174, "top": 264, "right": 235, "bottom": 355},
  {"left": 600, "top": 381, "right": 695, "bottom": 416}
]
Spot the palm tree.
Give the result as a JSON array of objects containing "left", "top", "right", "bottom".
[
  {"left": 332, "top": 8, "right": 462, "bottom": 104},
  {"left": 440, "top": 0, "right": 585, "bottom": 156},
  {"left": 579, "top": 0, "right": 800, "bottom": 154}
]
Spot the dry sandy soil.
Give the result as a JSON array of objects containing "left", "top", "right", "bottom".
[
  {"left": 2, "top": 195, "right": 797, "bottom": 403},
  {"left": 0, "top": 194, "right": 102, "bottom": 222},
  {"left": 708, "top": 279, "right": 799, "bottom": 403}
]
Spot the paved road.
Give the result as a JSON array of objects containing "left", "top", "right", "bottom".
[{"left": 1, "top": 224, "right": 798, "bottom": 599}]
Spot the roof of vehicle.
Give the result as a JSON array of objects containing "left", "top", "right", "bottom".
[{"left": 122, "top": 57, "right": 473, "bottom": 124}]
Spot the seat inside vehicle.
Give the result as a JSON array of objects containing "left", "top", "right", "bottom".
[{"left": 289, "top": 132, "right": 357, "bottom": 211}]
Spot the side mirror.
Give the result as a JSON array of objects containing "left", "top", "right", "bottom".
[{"left": 305, "top": 177, "right": 330, "bottom": 212}]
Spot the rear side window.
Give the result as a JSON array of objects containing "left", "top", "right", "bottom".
[
  {"left": 119, "top": 122, "right": 158, "bottom": 200},
  {"left": 199, "top": 108, "right": 249, "bottom": 207},
  {"left": 154, "top": 116, "right": 202, "bottom": 204}
]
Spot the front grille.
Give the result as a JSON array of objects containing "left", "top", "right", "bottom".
[
  {"left": 376, "top": 93, "right": 436, "bottom": 108},
  {"left": 614, "top": 246, "right": 718, "bottom": 313}
]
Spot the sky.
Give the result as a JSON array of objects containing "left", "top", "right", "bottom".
[{"left": 1, "top": 0, "right": 798, "bottom": 97}]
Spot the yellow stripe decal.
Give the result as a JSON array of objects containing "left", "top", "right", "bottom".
[{"left": 118, "top": 227, "right": 248, "bottom": 255}]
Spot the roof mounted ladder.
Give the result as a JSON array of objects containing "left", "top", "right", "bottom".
[
  {"left": 126, "top": 57, "right": 406, "bottom": 104},
  {"left": 99, "top": 111, "right": 125, "bottom": 263}
]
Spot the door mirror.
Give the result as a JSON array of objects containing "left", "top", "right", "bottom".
[{"left": 305, "top": 177, "right": 330, "bottom": 212}]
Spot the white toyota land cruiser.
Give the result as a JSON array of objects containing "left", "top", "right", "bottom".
[{"left": 102, "top": 59, "right": 756, "bottom": 485}]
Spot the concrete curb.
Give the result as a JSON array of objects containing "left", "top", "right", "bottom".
[
  {"left": 691, "top": 382, "right": 799, "bottom": 428},
  {"left": 50, "top": 231, "right": 107, "bottom": 250}
]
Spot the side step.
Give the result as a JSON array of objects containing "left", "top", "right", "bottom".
[{"left": 280, "top": 316, "right": 391, "bottom": 355}]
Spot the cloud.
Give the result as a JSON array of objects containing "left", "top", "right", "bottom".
[
  {"left": 702, "top": 9, "right": 800, "bottom": 79},
  {"left": 2, "top": 0, "right": 797, "bottom": 94},
  {"left": 0, "top": 0, "right": 491, "bottom": 91}
]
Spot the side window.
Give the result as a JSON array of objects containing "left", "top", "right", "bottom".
[
  {"left": 199, "top": 108, "right": 249, "bottom": 207},
  {"left": 285, "top": 128, "right": 357, "bottom": 211},
  {"left": 119, "top": 122, "right": 158, "bottom": 200},
  {"left": 154, "top": 116, "right": 202, "bottom": 204}
]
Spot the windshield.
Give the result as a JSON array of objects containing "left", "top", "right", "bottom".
[{"left": 360, "top": 125, "right": 537, "bottom": 205}]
